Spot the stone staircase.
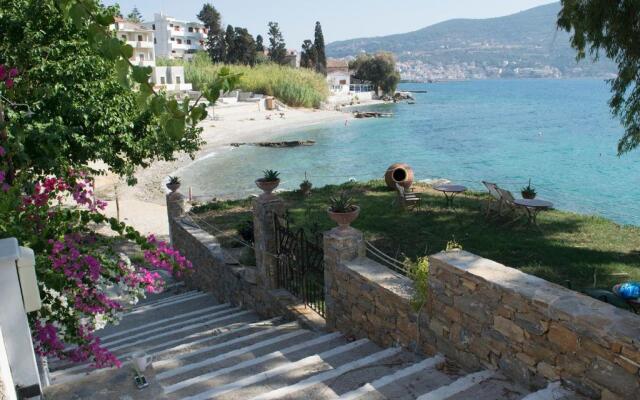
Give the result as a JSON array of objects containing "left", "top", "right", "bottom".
[{"left": 44, "top": 286, "right": 585, "bottom": 400}]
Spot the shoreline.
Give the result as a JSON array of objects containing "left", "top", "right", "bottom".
[{"left": 93, "top": 101, "right": 364, "bottom": 237}]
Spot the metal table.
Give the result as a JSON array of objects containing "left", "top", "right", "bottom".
[
  {"left": 433, "top": 184, "right": 467, "bottom": 208},
  {"left": 513, "top": 198, "right": 553, "bottom": 226}
]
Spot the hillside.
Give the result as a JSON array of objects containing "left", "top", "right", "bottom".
[{"left": 326, "top": 2, "right": 616, "bottom": 81}]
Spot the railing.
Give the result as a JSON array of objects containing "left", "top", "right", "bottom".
[
  {"left": 274, "top": 215, "right": 325, "bottom": 317},
  {"left": 365, "top": 240, "right": 409, "bottom": 276}
]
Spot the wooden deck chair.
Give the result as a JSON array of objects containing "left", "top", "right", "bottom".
[
  {"left": 496, "top": 187, "right": 527, "bottom": 224},
  {"left": 395, "top": 183, "right": 421, "bottom": 211},
  {"left": 482, "top": 181, "right": 503, "bottom": 218}
]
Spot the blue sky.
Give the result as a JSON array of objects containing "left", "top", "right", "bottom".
[{"left": 104, "top": 0, "right": 557, "bottom": 48}]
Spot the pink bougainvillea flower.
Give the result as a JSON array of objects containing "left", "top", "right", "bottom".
[
  {"left": 4, "top": 79, "right": 13, "bottom": 89},
  {"left": 0, "top": 171, "right": 5, "bottom": 183},
  {"left": 8, "top": 67, "right": 18, "bottom": 78}
]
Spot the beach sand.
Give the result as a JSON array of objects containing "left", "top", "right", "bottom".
[{"left": 93, "top": 102, "right": 355, "bottom": 238}]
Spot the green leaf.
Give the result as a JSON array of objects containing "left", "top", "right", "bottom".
[
  {"left": 150, "top": 96, "right": 165, "bottom": 116},
  {"left": 121, "top": 44, "right": 133, "bottom": 60},
  {"left": 165, "top": 118, "right": 186, "bottom": 140},
  {"left": 95, "top": 12, "right": 115, "bottom": 26},
  {"left": 69, "top": 3, "right": 89, "bottom": 29},
  {"left": 131, "top": 66, "right": 152, "bottom": 84},
  {"left": 115, "top": 59, "right": 130, "bottom": 88}
]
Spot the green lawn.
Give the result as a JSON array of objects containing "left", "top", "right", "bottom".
[{"left": 190, "top": 180, "right": 640, "bottom": 290}]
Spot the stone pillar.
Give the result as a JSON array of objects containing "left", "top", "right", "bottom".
[
  {"left": 323, "top": 227, "right": 366, "bottom": 330},
  {"left": 252, "top": 194, "right": 284, "bottom": 290},
  {"left": 166, "top": 190, "right": 185, "bottom": 245}
]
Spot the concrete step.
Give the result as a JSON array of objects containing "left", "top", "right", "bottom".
[
  {"left": 162, "top": 331, "right": 345, "bottom": 398},
  {"left": 179, "top": 338, "right": 384, "bottom": 400}
]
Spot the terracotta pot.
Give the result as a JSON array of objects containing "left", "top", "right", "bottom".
[
  {"left": 166, "top": 182, "right": 181, "bottom": 193},
  {"left": 300, "top": 182, "right": 312, "bottom": 196},
  {"left": 384, "top": 163, "right": 414, "bottom": 190},
  {"left": 255, "top": 178, "right": 280, "bottom": 195},
  {"left": 327, "top": 206, "right": 360, "bottom": 230}
]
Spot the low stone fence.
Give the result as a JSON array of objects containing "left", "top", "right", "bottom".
[
  {"left": 167, "top": 189, "right": 639, "bottom": 399},
  {"left": 323, "top": 227, "right": 640, "bottom": 399}
]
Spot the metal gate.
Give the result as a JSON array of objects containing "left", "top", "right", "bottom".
[{"left": 274, "top": 214, "right": 325, "bottom": 317}]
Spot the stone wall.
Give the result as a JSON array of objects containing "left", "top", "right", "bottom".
[
  {"left": 323, "top": 226, "right": 640, "bottom": 399},
  {"left": 169, "top": 213, "right": 325, "bottom": 330},
  {"left": 428, "top": 250, "right": 640, "bottom": 399}
]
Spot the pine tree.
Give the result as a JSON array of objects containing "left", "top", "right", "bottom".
[
  {"left": 267, "top": 21, "right": 287, "bottom": 64},
  {"left": 127, "top": 6, "right": 142, "bottom": 23},
  {"left": 313, "top": 21, "right": 326, "bottom": 75},
  {"left": 197, "top": 3, "right": 225, "bottom": 63},
  {"left": 300, "top": 39, "right": 316, "bottom": 69},
  {"left": 256, "top": 34, "right": 264, "bottom": 52},
  {"left": 234, "top": 27, "right": 257, "bottom": 66},
  {"left": 224, "top": 24, "right": 236, "bottom": 63}
]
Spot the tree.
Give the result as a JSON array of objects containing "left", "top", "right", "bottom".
[
  {"left": 224, "top": 24, "right": 236, "bottom": 63},
  {"left": 300, "top": 39, "right": 316, "bottom": 69},
  {"left": 267, "top": 21, "right": 287, "bottom": 64},
  {"left": 0, "top": 0, "right": 242, "bottom": 369},
  {"left": 197, "top": 3, "right": 225, "bottom": 63},
  {"left": 256, "top": 34, "right": 264, "bottom": 52},
  {"left": 126, "top": 6, "right": 142, "bottom": 22},
  {"left": 233, "top": 27, "right": 257, "bottom": 66},
  {"left": 313, "top": 21, "right": 326, "bottom": 75},
  {"left": 558, "top": 1, "right": 640, "bottom": 154},
  {"left": 350, "top": 52, "right": 401, "bottom": 95}
]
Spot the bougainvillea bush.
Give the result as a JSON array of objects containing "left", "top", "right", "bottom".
[
  {"left": 0, "top": 166, "right": 192, "bottom": 368},
  {"left": 0, "top": 0, "right": 233, "bottom": 369}
]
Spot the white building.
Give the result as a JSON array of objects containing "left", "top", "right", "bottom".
[
  {"left": 151, "top": 66, "right": 191, "bottom": 91},
  {"left": 113, "top": 18, "right": 155, "bottom": 67},
  {"left": 144, "top": 13, "right": 207, "bottom": 60},
  {"left": 326, "top": 59, "right": 350, "bottom": 94},
  {"left": 112, "top": 18, "right": 192, "bottom": 91}
]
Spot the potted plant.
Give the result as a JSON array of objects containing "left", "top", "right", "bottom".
[
  {"left": 299, "top": 172, "right": 312, "bottom": 196},
  {"left": 521, "top": 179, "right": 537, "bottom": 199},
  {"left": 166, "top": 176, "right": 181, "bottom": 192},
  {"left": 327, "top": 191, "right": 360, "bottom": 229},
  {"left": 255, "top": 169, "right": 280, "bottom": 195}
]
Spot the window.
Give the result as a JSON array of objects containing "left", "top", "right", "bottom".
[
  {"left": 171, "top": 50, "right": 176, "bottom": 53},
  {"left": 154, "top": 38, "right": 157, "bottom": 44},
  {"left": 152, "top": 24, "right": 155, "bottom": 30},
  {"left": 188, "top": 27, "right": 193, "bottom": 32},
  {"left": 339, "top": 79, "right": 347, "bottom": 85},
  {"left": 176, "top": 39, "right": 182, "bottom": 44},
  {"left": 170, "top": 37, "right": 175, "bottom": 41},
  {"left": 169, "top": 24, "right": 173, "bottom": 27},
  {"left": 174, "top": 26, "right": 180, "bottom": 31},
  {"left": 160, "top": 76, "right": 165, "bottom": 84},
  {"left": 186, "top": 39, "right": 191, "bottom": 45},
  {"left": 121, "top": 35, "right": 127, "bottom": 40},
  {"left": 138, "top": 54, "right": 144, "bottom": 61},
  {"left": 176, "top": 76, "right": 181, "bottom": 84},
  {"left": 137, "top": 35, "right": 143, "bottom": 42}
]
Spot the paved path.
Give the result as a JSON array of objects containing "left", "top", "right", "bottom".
[{"left": 43, "top": 284, "right": 585, "bottom": 400}]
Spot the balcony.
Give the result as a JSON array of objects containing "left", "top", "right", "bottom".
[
  {"left": 135, "top": 60, "right": 155, "bottom": 67},
  {"left": 126, "top": 40, "right": 154, "bottom": 49}
]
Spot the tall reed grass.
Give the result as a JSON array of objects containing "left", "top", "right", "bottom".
[{"left": 159, "top": 53, "right": 329, "bottom": 108}]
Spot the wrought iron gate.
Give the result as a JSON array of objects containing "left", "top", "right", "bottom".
[{"left": 274, "top": 214, "right": 325, "bottom": 317}]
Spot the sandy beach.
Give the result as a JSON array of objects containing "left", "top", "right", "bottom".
[{"left": 94, "top": 102, "right": 356, "bottom": 238}]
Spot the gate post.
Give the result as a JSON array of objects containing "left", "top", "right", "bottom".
[
  {"left": 253, "top": 194, "right": 284, "bottom": 290},
  {"left": 323, "top": 227, "right": 365, "bottom": 330},
  {"left": 166, "top": 190, "right": 185, "bottom": 245}
]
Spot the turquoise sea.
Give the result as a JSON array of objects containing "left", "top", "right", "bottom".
[{"left": 179, "top": 79, "right": 640, "bottom": 226}]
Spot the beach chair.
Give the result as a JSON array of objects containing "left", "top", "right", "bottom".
[
  {"left": 495, "top": 187, "right": 528, "bottom": 224},
  {"left": 482, "top": 181, "right": 503, "bottom": 218},
  {"left": 394, "top": 183, "right": 421, "bottom": 211}
]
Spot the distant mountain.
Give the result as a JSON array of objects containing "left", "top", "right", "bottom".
[{"left": 326, "top": 2, "right": 616, "bottom": 81}]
